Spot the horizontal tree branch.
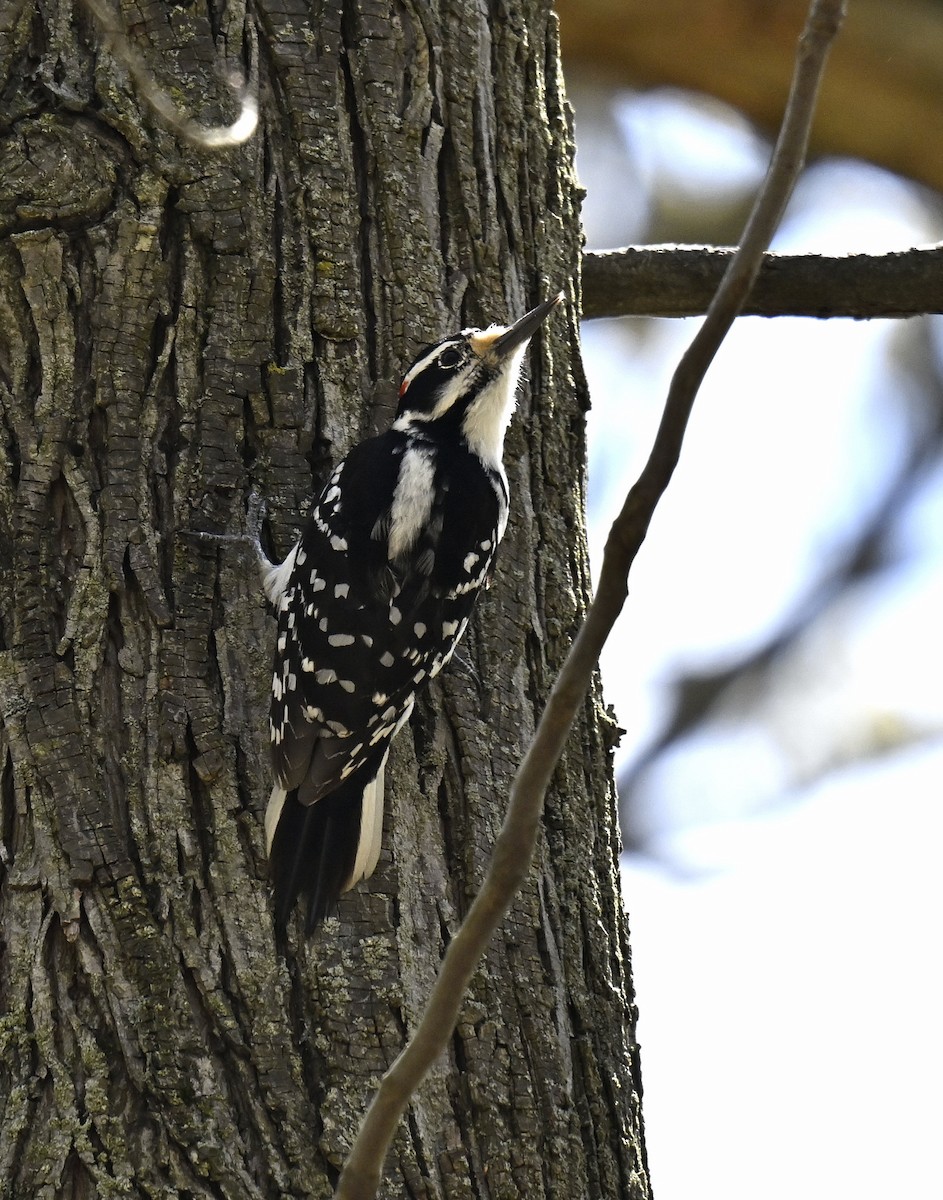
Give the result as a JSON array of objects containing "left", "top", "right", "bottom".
[{"left": 581, "top": 244, "right": 943, "bottom": 320}]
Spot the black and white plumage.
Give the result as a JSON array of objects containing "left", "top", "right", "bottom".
[{"left": 259, "top": 293, "right": 562, "bottom": 933}]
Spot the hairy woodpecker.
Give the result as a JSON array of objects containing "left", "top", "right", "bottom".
[{"left": 259, "top": 292, "right": 563, "bottom": 933}]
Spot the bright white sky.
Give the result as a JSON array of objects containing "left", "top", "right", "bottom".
[
  {"left": 622, "top": 741, "right": 943, "bottom": 1200},
  {"left": 575, "top": 84, "right": 943, "bottom": 1200}
]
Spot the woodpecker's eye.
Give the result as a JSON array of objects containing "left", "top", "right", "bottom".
[{"left": 438, "top": 347, "right": 462, "bottom": 369}]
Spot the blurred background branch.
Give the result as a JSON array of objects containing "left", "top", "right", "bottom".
[
  {"left": 79, "top": 0, "right": 258, "bottom": 147},
  {"left": 557, "top": 0, "right": 943, "bottom": 193}
]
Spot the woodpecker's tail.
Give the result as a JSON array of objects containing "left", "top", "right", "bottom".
[{"left": 265, "top": 754, "right": 387, "bottom": 934}]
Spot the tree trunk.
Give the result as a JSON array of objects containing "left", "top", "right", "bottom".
[{"left": 0, "top": 2, "right": 650, "bottom": 1197}]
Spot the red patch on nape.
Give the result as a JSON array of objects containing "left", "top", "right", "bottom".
[{"left": 398, "top": 378, "right": 409, "bottom": 397}]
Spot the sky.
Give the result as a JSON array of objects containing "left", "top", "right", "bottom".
[
  {"left": 573, "top": 82, "right": 943, "bottom": 1200},
  {"left": 621, "top": 742, "right": 942, "bottom": 1200}
]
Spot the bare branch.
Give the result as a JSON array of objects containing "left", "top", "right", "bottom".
[
  {"left": 334, "top": 2, "right": 846, "bottom": 1197},
  {"left": 582, "top": 244, "right": 943, "bottom": 320},
  {"left": 80, "top": 0, "right": 258, "bottom": 149}
]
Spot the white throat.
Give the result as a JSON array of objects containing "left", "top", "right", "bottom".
[{"left": 460, "top": 349, "right": 524, "bottom": 469}]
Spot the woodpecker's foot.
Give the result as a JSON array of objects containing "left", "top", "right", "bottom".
[{"left": 180, "top": 493, "right": 270, "bottom": 559}]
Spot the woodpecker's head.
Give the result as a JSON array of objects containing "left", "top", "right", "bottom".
[{"left": 394, "top": 293, "right": 563, "bottom": 466}]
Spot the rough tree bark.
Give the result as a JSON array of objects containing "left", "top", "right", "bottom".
[{"left": 0, "top": 1, "right": 649, "bottom": 1197}]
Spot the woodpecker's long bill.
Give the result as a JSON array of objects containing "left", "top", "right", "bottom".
[{"left": 262, "top": 293, "right": 563, "bottom": 933}]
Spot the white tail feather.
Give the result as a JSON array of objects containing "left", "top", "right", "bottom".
[
  {"left": 266, "top": 751, "right": 391, "bottom": 892},
  {"left": 265, "top": 784, "right": 287, "bottom": 853},
  {"left": 262, "top": 541, "right": 299, "bottom": 606},
  {"left": 344, "top": 751, "right": 389, "bottom": 891}
]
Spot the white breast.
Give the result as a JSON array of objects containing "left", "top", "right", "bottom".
[{"left": 387, "top": 446, "right": 436, "bottom": 560}]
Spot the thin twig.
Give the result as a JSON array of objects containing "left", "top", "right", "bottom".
[
  {"left": 80, "top": 0, "right": 258, "bottom": 148},
  {"left": 581, "top": 245, "right": 943, "bottom": 320},
  {"left": 334, "top": 2, "right": 846, "bottom": 1196}
]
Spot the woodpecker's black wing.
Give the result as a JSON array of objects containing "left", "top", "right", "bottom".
[
  {"left": 266, "top": 428, "right": 503, "bottom": 931},
  {"left": 269, "top": 434, "right": 403, "bottom": 794}
]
